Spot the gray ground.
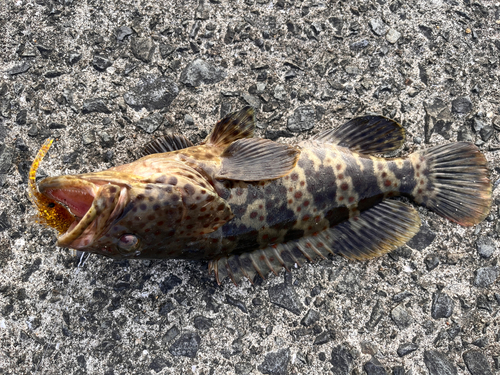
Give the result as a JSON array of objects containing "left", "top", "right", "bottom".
[{"left": 0, "top": 0, "right": 499, "bottom": 374}]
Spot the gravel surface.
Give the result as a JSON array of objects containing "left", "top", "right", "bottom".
[{"left": 1, "top": 0, "right": 500, "bottom": 374}]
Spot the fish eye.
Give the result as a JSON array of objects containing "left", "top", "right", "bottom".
[{"left": 118, "top": 234, "right": 140, "bottom": 252}]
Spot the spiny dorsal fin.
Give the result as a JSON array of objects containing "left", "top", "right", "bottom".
[
  {"left": 311, "top": 115, "right": 405, "bottom": 154},
  {"left": 141, "top": 134, "right": 194, "bottom": 156},
  {"left": 209, "top": 200, "right": 420, "bottom": 285},
  {"left": 206, "top": 106, "right": 255, "bottom": 147},
  {"left": 216, "top": 138, "right": 300, "bottom": 181}
]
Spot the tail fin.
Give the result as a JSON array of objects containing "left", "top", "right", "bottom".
[{"left": 409, "top": 142, "right": 492, "bottom": 226}]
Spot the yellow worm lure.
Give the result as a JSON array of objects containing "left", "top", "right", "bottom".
[{"left": 28, "top": 139, "right": 73, "bottom": 234}]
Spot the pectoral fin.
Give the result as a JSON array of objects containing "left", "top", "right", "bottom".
[{"left": 216, "top": 138, "right": 300, "bottom": 181}]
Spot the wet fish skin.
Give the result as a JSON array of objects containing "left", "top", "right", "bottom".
[{"left": 33, "top": 108, "right": 492, "bottom": 284}]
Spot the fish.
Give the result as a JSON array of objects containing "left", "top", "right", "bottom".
[{"left": 30, "top": 107, "right": 492, "bottom": 284}]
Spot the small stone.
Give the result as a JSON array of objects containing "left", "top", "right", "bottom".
[
  {"left": 241, "top": 93, "right": 261, "bottom": 109},
  {"left": 474, "top": 267, "right": 498, "bottom": 288},
  {"left": 406, "top": 223, "right": 436, "bottom": 250},
  {"left": 226, "top": 295, "right": 247, "bottom": 314},
  {"left": 365, "top": 300, "right": 385, "bottom": 331},
  {"left": 82, "top": 99, "right": 111, "bottom": 114},
  {"left": 8, "top": 62, "right": 31, "bottom": 75},
  {"left": 268, "top": 283, "right": 302, "bottom": 315},
  {"left": 68, "top": 53, "right": 82, "bottom": 65},
  {"left": 135, "top": 113, "right": 164, "bottom": 134},
  {"left": 423, "top": 350, "right": 457, "bottom": 375},
  {"left": 131, "top": 37, "right": 156, "bottom": 63},
  {"left": 16, "top": 109, "right": 27, "bottom": 125},
  {"left": 360, "top": 341, "right": 378, "bottom": 355},
  {"left": 364, "top": 357, "right": 387, "bottom": 375},
  {"left": 235, "top": 362, "right": 253, "bottom": 375},
  {"left": 480, "top": 125, "right": 494, "bottom": 142},
  {"left": 451, "top": 96, "right": 472, "bottom": 114},
  {"left": 350, "top": 39, "right": 369, "bottom": 50},
  {"left": 116, "top": 26, "right": 133, "bottom": 42},
  {"left": 193, "top": 315, "right": 213, "bottom": 330},
  {"left": 92, "top": 55, "right": 113, "bottom": 71},
  {"left": 431, "top": 292, "right": 454, "bottom": 319},
  {"left": 257, "top": 348, "right": 290, "bottom": 375},
  {"left": 159, "top": 43, "right": 175, "bottom": 59},
  {"left": 179, "top": 59, "right": 227, "bottom": 87},
  {"left": 463, "top": 350, "right": 493, "bottom": 375},
  {"left": 287, "top": 105, "right": 315, "bottom": 133},
  {"left": 168, "top": 332, "right": 200, "bottom": 358},
  {"left": 391, "top": 304, "right": 413, "bottom": 329},
  {"left": 301, "top": 309, "right": 320, "bottom": 327},
  {"left": 386, "top": 29, "right": 401, "bottom": 44},
  {"left": 457, "top": 125, "right": 474, "bottom": 142},
  {"left": 0, "top": 145, "right": 13, "bottom": 174},
  {"left": 0, "top": 212, "right": 11, "bottom": 232},
  {"left": 425, "top": 254, "right": 440, "bottom": 271},
  {"left": 369, "top": 18, "right": 388, "bottom": 36},
  {"left": 149, "top": 357, "right": 170, "bottom": 373},
  {"left": 124, "top": 75, "right": 179, "bottom": 111},
  {"left": 159, "top": 275, "right": 182, "bottom": 294},
  {"left": 313, "top": 331, "right": 332, "bottom": 345},
  {"left": 162, "top": 325, "right": 180, "bottom": 345},
  {"left": 476, "top": 236, "right": 496, "bottom": 258},
  {"left": 330, "top": 345, "right": 353, "bottom": 375},
  {"left": 397, "top": 342, "right": 418, "bottom": 357},
  {"left": 274, "top": 85, "right": 287, "bottom": 100}
]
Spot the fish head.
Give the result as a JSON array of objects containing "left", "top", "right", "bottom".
[{"left": 36, "top": 160, "right": 232, "bottom": 258}]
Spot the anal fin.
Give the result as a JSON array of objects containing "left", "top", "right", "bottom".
[
  {"left": 209, "top": 200, "right": 421, "bottom": 285},
  {"left": 312, "top": 115, "right": 405, "bottom": 154}
]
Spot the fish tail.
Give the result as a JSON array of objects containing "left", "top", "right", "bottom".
[{"left": 408, "top": 142, "right": 492, "bottom": 226}]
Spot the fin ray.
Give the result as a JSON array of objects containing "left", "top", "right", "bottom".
[
  {"left": 312, "top": 115, "right": 405, "bottom": 154},
  {"left": 216, "top": 138, "right": 300, "bottom": 181},
  {"left": 141, "top": 134, "right": 194, "bottom": 156}
]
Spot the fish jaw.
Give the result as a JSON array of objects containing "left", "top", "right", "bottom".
[{"left": 38, "top": 175, "right": 127, "bottom": 250}]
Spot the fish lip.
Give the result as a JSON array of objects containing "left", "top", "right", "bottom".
[{"left": 38, "top": 176, "right": 126, "bottom": 250}]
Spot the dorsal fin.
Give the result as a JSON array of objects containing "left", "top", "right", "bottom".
[
  {"left": 209, "top": 200, "right": 421, "bottom": 284},
  {"left": 206, "top": 106, "right": 255, "bottom": 147},
  {"left": 141, "top": 134, "right": 194, "bottom": 156},
  {"left": 311, "top": 115, "right": 405, "bottom": 154},
  {"left": 216, "top": 138, "right": 300, "bottom": 181}
]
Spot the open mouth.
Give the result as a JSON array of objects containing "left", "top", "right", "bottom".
[{"left": 37, "top": 176, "right": 124, "bottom": 249}]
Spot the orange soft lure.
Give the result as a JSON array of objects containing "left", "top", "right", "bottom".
[{"left": 28, "top": 139, "right": 74, "bottom": 234}]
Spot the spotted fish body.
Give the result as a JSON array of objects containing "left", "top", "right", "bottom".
[{"left": 33, "top": 108, "right": 492, "bottom": 284}]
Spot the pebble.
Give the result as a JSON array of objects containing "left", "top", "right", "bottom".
[
  {"left": 124, "top": 76, "right": 179, "bottom": 111},
  {"left": 7, "top": 62, "right": 31, "bottom": 75},
  {"left": 386, "top": 28, "right": 401, "bottom": 44},
  {"left": 350, "top": 39, "right": 369, "bottom": 50},
  {"left": 257, "top": 348, "right": 290, "bottom": 375},
  {"left": 423, "top": 350, "right": 457, "bottom": 375},
  {"left": 274, "top": 85, "right": 287, "bottom": 101},
  {"left": 431, "top": 292, "right": 454, "bottom": 319},
  {"left": 287, "top": 105, "right": 315, "bottom": 133},
  {"left": 131, "top": 37, "right": 155, "bottom": 63},
  {"left": 16, "top": 109, "right": 27, "bottom": 125},
  {"left": 168, "top": 332, "right": 201, "bottom": 358},
  {"left": 474, "top": 267, "right": 498, "bottom": 288},
  {"left": 162, "top": 325, "right": 179, "bottom": 345},
  {"left": 391, "top": 304, "right": 413, "bottom": 329},
  {"left": 330, "top": 345, "right": 353, "bottom": 375},
  {"left": 480, "top": 125, "right": 494, "bottom": 142},
  {"left": 313, "top": 331, "right": 332, "bottom": 345},
  {"left": 92, "top": 55, "right": 113, "bottom": 71},
  {"left": 235, "top": 362, "right": 253, "bottom": 375},
  {"left": 116, "top": 26, "right": 133, "bottom": 42},
  {"left": 364, "top": 357, "right": 387, "bottom": 375},
  {"left": 179, "top": 59, "right": 227, "bottom": 87},
  {"left": 149, "top": 357, "right": 170, "bottom": 373},
  {"left": 463, "top": 351, "right": 493, "bottom": 375},
  {"left": 300, "top": 309, "right": 320, "bottom": 327},
  {"left": 369, "top": 18, "right": 388, "bottom": 36},
  {"left": 425, "top": 254, "right": 440, "bottom": 271},
  {"left": 226, "top": 294, "right": 248, "bottom": 314},
  {"left": 451, "top": 96, "right": 472, "bottom": 114},
  {"left": 268, "top": 282, "right": 302, "bottom": 315},
  {"left": 193, "top": 315, "right": 213, "bottom": 330},
  {"left": 82, "top": 99, "right": 111, "bottom": 114},
  {"left": 476, "top": 236, "right": 496, "bottom": 258},
  {"left": 159, "top": 275, "right": 182, "bottom": 294},
  {"left": 406, "top": 224, "right": 436, "bottom": 251},
  {"left": 365, "top": 300, "right": 385, "bottom": 331},
  {"left": 0, "top": 145, "right": 13, "bottom": 174},
  {"left": 397, "top": 342, "right": 418, "bottom": 357}
]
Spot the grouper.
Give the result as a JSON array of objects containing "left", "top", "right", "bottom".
[{"left": 29, "top": 107, "right": 492, "bottom": 284}]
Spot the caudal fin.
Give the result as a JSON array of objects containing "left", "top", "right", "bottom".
[{"left": 410, "top": 142, "right": 492, "bottom": 226}]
